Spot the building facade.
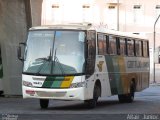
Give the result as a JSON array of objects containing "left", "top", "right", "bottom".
[
  {"left": 0, "top": 0, "right": 160, "bottom": 95},
  {"left": 42, "top": 0, "right": 160, "bottom": 83}
]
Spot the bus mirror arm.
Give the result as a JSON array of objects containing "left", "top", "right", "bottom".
[{"left": 17, "top": 42, "right": 26, "bottom": 61}]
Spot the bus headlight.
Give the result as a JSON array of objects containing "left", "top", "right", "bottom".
[
  {"left": 23, "top": 81, "right": 33, "bottom": 87},
  {"left": 70, "top": 82, "right": 86, "bottom": 88}
]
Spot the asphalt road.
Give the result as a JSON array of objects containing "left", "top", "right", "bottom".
[{"left": 0, "top": 85, "right": 160, "bottom": 120}]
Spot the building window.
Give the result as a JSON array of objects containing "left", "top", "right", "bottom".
[
  {"left": 108, "top": 5, "right": 116, "bottom": 9},
  {"left": 133, "top": 5, "right": 141, "bottom": 9},
  {"left": 156, "top": 5, "right": 160, "bottom": 9},
  {"left": 133, "top": 5, "right": 144, "bottom": 24},
  {"left": 155, "top": 5, "right": 160, "bottom": 18}
]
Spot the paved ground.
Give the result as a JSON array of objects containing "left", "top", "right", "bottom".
[{"left": 0, "top": 85, "right": 160, "bottom": 120}]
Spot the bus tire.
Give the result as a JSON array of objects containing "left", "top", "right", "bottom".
[
  {"left": 126, "top": 82, "right": 135, "bottom": 103},
  {"left": 118, "top": 94, "right": 127, "bottom": 103},
  {"left": 118, "top": 81, "right": 135, "bottom": 103},
  {"left": 40, "top": 99, "right": 49, "bottom": 109},
  {"left": 0, "top": 91, "right": 3, "bottom": 95},
  {"left": 84, "top": 83, "right": 100, "bottom": 108}
]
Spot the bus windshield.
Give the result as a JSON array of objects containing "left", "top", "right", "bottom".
[{"left": 23, "top": 30, "right": 86, "bottom": 76}]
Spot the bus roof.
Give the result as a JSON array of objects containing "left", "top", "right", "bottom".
[
  {"left": 30, "top": 23, "right": 148, "bottom": 40},
  {"left": 99, "top": 30, "right": 148, "bottom": 40},
  {"left": 30, "top": 23, "right": 92, "bottom": 31}
]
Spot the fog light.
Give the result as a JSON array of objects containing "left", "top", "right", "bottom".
[{"left": 26, "top": 90, "right": 35, "bottom": 95}]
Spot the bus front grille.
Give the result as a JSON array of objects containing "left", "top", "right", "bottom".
[{"left": 36, "top": 91, "right": 66, "bottom": 97}]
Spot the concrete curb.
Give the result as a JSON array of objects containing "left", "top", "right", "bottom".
[{"left": 150, "top": 82, "right": 160, "bottom": 86}]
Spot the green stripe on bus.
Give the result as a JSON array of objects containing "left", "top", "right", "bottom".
[
  {"left": 51, "top": 77, "right": 64, "bottom": 88},
  {"left": 105, "top": 55, "right": 118, "bottom": 94},
  {"left": 42, "top": 76, "right": 56, "bottom": 88},
  {"left": 113, "top": 56, "right": 123, "bottom": 94},
  {"left": 117, "top": 56, "right": 127, "bottom": 94}
]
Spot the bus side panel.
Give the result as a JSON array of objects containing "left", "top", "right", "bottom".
[
  {"left": 117, "top": 56, "right": 128, "bottom": 94},
  {"left": 140, "top": 57, "right": 150, "bottom": 91},
  {"left": 112, "top": 56, "right": 124, "bottom": 94},
  {"left": 95, "top": 55, "right": 112, "bottom": 97},
  {"left": 125, "top": 57, "right": 150, "bottom": 92},
  {"left": 135, "top": 72, "right": 141, "bottom": 91},
  {"left": 84, "top": 74, "right": 95, "bottom": 100},
  {"left": 105, "top": 55, "right": 127, "bottom": 95},
  {"left": 141, "top": 72, "right": 149, "bottom": 90},
  {"left": 105, "top": 55, "right": 118, "bottom": 95}
]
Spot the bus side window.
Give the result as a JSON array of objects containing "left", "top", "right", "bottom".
[
  {"left": 135, "top": 40, "right": 142, "bottom": 57},
  {"left": 98, "top": 34, "right": 107, "bottom": 55},
  {"left": 103, "top": 35, "right": 107, "bottom": 54},
  {"left": 147, "top": 41, "right": 149, "bottom": 57},
  {"left": 98, "top": 34, "right": 104, "bottom": 55},
  {"left": 119, "top": 38, "right": 126, "bottom": 56},
  {"left": 109, "top": 35, "right": 117, "bottom": 55},
  {"left": 116, "top": 37, "right": 120, "bottom": 55},
  {"left": 127, "top": 39, "right": 135, "bottom": 56},
  {"left": 143, "top": 41, "right": 149, "bottom": 57}
]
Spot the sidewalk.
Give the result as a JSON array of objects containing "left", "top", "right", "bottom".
[{"left": 150, "top": 80, "right": 160, "bottom": 86}]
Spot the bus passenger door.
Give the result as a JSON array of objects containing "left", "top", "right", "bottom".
[
  {"left": 86, "top": 30, "right": 96, "bottom": 76},
  {"left": 85, "top": 30, "right": 96, "bottom": 99}
]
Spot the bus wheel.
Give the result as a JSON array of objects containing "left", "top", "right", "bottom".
[
  {"left": 126, "top": 83, "right": 135, "bottom": 103},
  {"left": 84, "top": 84, "right": 100, "bottom": 108},
  {"left": 118, "top": 94, "right": 126, "bottom": 103},
  {"left": 0, "top": 91, "right": 3, "bottom": 95},
  {"left": 118, "top": 83, "right": 135, "bottom": 103},
  {"left": 40, "top": 99, "right": 49, "bottom": 109}
]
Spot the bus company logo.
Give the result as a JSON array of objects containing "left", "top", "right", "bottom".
[
  {"left": 127, "top": 61, "right": 149, "bottom": 68},
  {"left": 97, "top": 61, "right": 104, "bottom": 72}
]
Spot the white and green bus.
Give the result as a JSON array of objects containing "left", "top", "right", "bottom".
[{"left": 18, "top": 23, "right": 149, "bottom": 108}]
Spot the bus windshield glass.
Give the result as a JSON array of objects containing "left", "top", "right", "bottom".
[{"left": 23, "top": 30, "right": 85, "bottom": 75}]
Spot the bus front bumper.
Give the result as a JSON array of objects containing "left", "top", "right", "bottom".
[{"left": 22, "top": 86, "right": 86, "bottom": 100}]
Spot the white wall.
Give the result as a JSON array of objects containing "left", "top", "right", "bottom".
[{"left": 41, "top": 0, "right": 160, "bottom": 83}]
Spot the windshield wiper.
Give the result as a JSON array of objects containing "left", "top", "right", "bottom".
[
  {"left": 51, "top": 48, "right": 65, "bottom": 75},
  {"left": 35, "top": 49, "right": 52, "bottom": 75}
]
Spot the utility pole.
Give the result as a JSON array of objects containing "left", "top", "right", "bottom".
[{"left": 153, "top": 14, "right": 160, "bottom": 83}]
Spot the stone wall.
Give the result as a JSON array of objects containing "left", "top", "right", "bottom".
[
  {"left": 0, "top": 0, "right": 43, "bottom": 95},
  {"left": 0, "top": 0, "right": 27, "bottom": 95}
]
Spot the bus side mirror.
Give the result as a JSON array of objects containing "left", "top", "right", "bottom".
[{"left": 17, "top": 43, "right": 26, "bottom": 61}]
